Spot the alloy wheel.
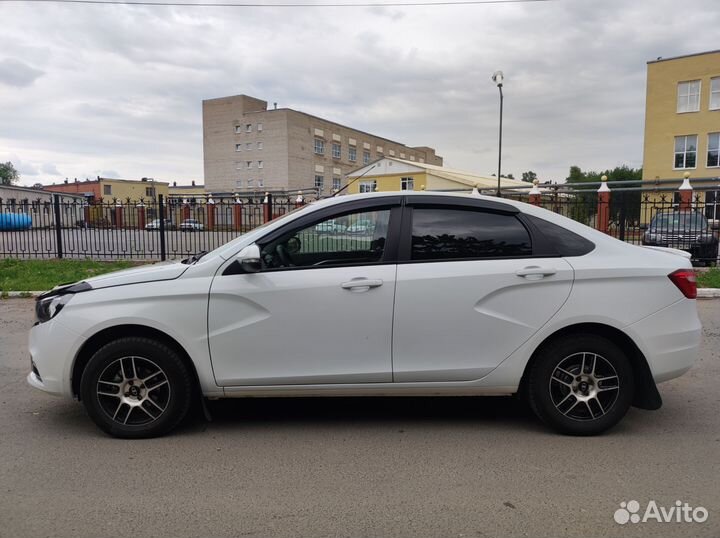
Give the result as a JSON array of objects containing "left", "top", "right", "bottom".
[
  {"left": 95, "top": 356, "right": 171, "bottom": 426},
  {"left": 548, "top": 352, "right": 620, "bottom": 421}
]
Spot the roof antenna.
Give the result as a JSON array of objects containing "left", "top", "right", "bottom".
[{"left": 333, "top": 164, "right": 377, "bottom": 197}]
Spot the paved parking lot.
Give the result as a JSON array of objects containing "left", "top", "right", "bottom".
[{"left": 1, "top": 298, "right": 718, "bottom": 538}]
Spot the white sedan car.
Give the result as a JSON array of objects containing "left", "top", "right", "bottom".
[{"left": 28, "top": 192, "right": 701, "bottom": 438}]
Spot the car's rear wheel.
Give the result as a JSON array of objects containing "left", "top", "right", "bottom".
[
  {"left": 527, "top": 334, "right": 634, "bottom": 435},
  {"left": 80, "top": 337, "right": 193, "bottom": 438}
]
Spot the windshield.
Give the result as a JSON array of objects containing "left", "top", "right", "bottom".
[{"left": 650, "top": 212, "right": 707, "bottom": 231}]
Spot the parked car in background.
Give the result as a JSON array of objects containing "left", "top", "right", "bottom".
[
  {"left": 642, "top": 210, "right": 719, "bottom": 266},
  {"left": 346, "top": 219, "right": 375, "bottom": 235},
  {"left": 28, "top": 192, "right": 701, "bottom": 438},
  {"left": 315, "top": 219, "right": 346, "bottom": 234},
  {"left": 145, "top": 219, "right": 175, "bottom": 230},
  {"left": 179, "top": 219, "right": 204, "bottom": 231}
]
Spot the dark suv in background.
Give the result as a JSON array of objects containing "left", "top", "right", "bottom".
[{"left": 642, "top": 210, "right": 719, "bottom": 266}]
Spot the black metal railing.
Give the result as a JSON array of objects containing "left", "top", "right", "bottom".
[
  {"left": 1, "top": 184, "right": 718, "bottom": 265},
  {"left": 0, "top": 192, "right": 312, "bottom": 261}
]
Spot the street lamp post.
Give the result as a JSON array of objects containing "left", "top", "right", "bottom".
[{"left": 492, "top": 70, "right": 504, "bottom": 197}]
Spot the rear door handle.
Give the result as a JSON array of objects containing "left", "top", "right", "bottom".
[
  {"left": 515, "top": 266, "right": 557, "bottom": 280},
  {"left": 341, "top": 278, "right": 384, "bottom": 292}
]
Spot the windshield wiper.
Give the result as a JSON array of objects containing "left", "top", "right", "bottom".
[{"left": 182, "top": 250, "right": 208, "bottom": 264}]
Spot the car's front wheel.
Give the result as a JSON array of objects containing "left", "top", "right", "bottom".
[
  {"left": 80, "top": 337, "right": 193, "bottom": 438},
  {"left": 527, "top": 334, "right": 634, "bottom": 435}
]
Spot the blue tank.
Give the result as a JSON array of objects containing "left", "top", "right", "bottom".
[{"left": 0, "top": 213, "right": 32, "bottom": 230}]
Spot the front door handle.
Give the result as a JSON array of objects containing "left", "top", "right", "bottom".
[
  {"left": 515, "top": 266, "right": 557, "bottom": 280},
  {"left": 341, "top": 278, "right": 384, "bottom": 292}
]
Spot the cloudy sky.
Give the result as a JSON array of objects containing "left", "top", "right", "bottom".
[{"left": 0, "top": 0, "right": 718, "bottom": 186}]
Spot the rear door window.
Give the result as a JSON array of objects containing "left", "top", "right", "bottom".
[{"left": 410, "top": 207, "right": 532, "bottom": 261}]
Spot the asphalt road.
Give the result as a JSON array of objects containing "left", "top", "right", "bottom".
[{"left": 1, "top": 299, "right": 719, "bottom": 538}]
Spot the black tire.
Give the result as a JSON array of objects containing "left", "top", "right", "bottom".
[
  {"left": 527, "top": 334, "right": 634, "bottom": 436},
  {"left": 80, "top": 337, "right": 193, "bottom": 439}
]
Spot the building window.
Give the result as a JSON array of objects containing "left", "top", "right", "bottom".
[
  {"left": 315, "top": 175, "right": 324, "bottom": 191},
  {"left": 332, "top": 143, "right": 341, "bottom": 159},
  {"left": 246, "top": 142, "right": 252, "bottom": 150},
  {"left": 677, "top": 80, "right": 701, "bottom": 113},
  {"left": 257, "top": 142, "right": 263, "bottom": 150},
  {"left": 674, "top": 135, "right": 697, "bottom": 169},
  {"left": 258, "top": 160, "right": 263, "bottom": 169},
  {"left": 235, "top": 144, "right": 242, "bottom": 152},
  {"left": 258, "top": 179, "right": 264, "bottom": 187},
  {"left": 246, "top": 161, "right": 253, "bottom": 169},
  {"left": 247, "top": 179, "right": 254, "bottom": 187},
  {"left": 145, "top": 187, "right": 155, "bottom": 197},
  {"left": 314, "top": 139, "right": 325, "bottom": 155},
  {"left": 257, "top": 123, "right": 263, "bottom": 132},
  {"left": 236, "top": 162, "right": 243, "bottom": 169},
  {"left": 711, "top": 78, "right": 720, "bottom": 110},
  {"left": 245, "top": 124, "right": 252, "bottom": 133},
  {"left": 333, "top": 177, "right": 341, "bottom": 191},
  {"left": 401, "top": 177, "right": 414, "bottom": 191},
  {"left": 359, "top": 180, "right": 377, "bottom": 193},
  {"left": 235, "top": 125, "right": 242, "bottom": 134},
  {"left": 708, "top": 133, "right": 720, "bottom": 168},
  {"left": 348, "top": 147, "right": 357, "bottom": 162},
  {"left": 363, "top": 151, "right": 370, "bottom": 165},
  {"left": 103, "top": 185, "right": 112, "bottom": 196},
  {"left": 236, "top": 179, "right": 243, "bottom": 188}
]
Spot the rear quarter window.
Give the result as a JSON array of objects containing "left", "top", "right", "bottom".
[{"left": 526, "top": 214, "right": 595, "bottom": 256}]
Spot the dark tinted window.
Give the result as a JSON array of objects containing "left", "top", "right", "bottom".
[
  {"left": 526, "top": 215, "right": 595, "bottom": 256},
  {"left": 411, "top": 208, "right": 532, "bottom": 260}
]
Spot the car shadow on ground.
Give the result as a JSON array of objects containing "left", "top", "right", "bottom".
[{"left": 188, "top": 395, "right": 543, "bottom": 433}]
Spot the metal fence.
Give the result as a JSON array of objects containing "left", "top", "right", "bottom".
[
  {"left": 0, "top": 193, "right": 311, "bottom": 261},
  {"left": 1, "top": 182, "right": 719, "bottom": 265},
  {"left": 494, "top": 179, "right": 720, "bottom": 266}
]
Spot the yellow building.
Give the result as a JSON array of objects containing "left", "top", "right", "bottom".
[
  {"left": 45, "top": 177, "right": 169, "bottom": 201},
  {"left": 345, "top": 158, "right": 526, "bottom": 194},
  {"left": 168, "top": 180, "right": 205, "bottom": 201},
  {"left": 643, "top": 50, "right": 720, "bottom": 185}
]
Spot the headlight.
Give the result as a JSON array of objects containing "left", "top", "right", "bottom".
[{"left": 35, "top": 294, "right": 73, "bottom": 323}]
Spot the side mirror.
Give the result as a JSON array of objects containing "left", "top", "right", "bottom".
[
  {"left": 639, "top": 224, "right": 648, "bottom": 231},
  {"left": 236, "top": 244, "right": 262, "bottom": 273}
]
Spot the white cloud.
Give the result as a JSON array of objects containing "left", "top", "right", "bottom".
[{"left": 0, "top": 0, "right": 719, "bottom": 185}]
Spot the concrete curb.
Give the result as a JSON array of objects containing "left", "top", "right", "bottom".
[
  {"left": 3, "top": 291, "right": 45, "bottom": 298},
  {"left": 3, "top": 289, "right": 720, "bottom": 299},
  {"left": 697, "top": 288, "right": 720, "bottom": 298}
]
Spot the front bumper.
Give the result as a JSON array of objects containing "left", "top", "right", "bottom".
[{"left": 27, "top": 317, "right": 82, "bottom": 398}]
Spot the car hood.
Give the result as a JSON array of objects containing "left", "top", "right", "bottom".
[{"left": 79, "top": 260, "right": 190, "bottom": 290}]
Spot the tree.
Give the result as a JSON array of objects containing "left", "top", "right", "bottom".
[
  {"left": 521, "top": 171, "right": 537, "bottom": 183},
  {"left": 565, "top": 164, "right": 643, "bottom": 224},
  {"left": 0, "top": 161, "right": 19, "bottom": 185},
  {"left": 506, "top": 173, "right": 515, "bottom": 180}
]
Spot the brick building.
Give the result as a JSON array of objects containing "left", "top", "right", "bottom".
[{"left": 202, "top": 94, "right": 442, "bottom": 195}]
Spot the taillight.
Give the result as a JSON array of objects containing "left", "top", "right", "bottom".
[{"left": 668, "top": 269, "right": 697, "bottom": 299}]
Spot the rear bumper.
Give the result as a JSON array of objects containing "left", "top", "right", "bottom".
[{"left": 625, "top": 298, "right": 702, "bottom": 383}]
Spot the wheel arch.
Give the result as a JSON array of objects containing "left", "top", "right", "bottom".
[
  {"left": 71, "top": 324, "right": 201, "bottom": 400},
  {"left": 520, "top": 322, "right": 661, "bottom": 410}
]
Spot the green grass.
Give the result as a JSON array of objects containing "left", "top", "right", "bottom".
[
  {"left": 697, "top": 268, "right": 720, "bottom": 289},
  {"left": 0, "top": 259, "right": 144, "bottom": 292}
]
